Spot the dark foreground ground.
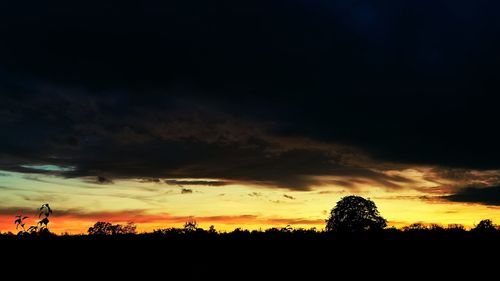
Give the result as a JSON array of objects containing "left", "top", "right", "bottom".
[{"left": 2, "top": 232, "right": 498, "bottom": 279}]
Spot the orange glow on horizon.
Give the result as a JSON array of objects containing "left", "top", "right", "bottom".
[{"left": 1, "top": 170, "right": 499, "bottom": 234}]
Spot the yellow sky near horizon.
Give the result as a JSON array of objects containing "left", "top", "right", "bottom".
[{"left": 1, "top": 170, "right": 499, "bottom": 234}]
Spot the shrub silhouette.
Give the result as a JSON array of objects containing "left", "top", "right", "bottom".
[
  {"left": 39, "top": 203, "right": 52, "bottom": 218},
  {"left": 37, "top": 203, "right": 52, "bottom": 234},
  {"left": 14, "top": 215, "right": 28, "bottom": 232},
  {"left": 27, "top": 225, "right": 39, "bottom": 233},
  {"left": 325, "top": 196, "right": 387, "bottom": 232},
  {"left": 14, "top": 204, "right": 53, "bottom": 235}
]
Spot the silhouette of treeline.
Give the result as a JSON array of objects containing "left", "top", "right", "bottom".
[
  {"left": 2, "top": 197, "right": 499, "bottom": 280},
  {"left": 82, "top": 220, "right": 499, "bottom": 237},
  {"left": 3, "top": 196, "right": 499, "bottom": 237}
]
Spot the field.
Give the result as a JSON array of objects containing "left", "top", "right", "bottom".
[{"left": 2, "top": 231, "right": 498, "bottom": 279}]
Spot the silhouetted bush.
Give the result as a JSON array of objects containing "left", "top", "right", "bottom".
[{"left": 14, "top": 203, "right": 53, "bottom": 236}]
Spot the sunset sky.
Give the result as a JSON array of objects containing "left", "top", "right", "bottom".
[{"left": 1, "top": 1, "right": 500, "bottom": 234}]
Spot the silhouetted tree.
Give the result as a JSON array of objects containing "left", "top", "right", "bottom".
[
  {"left": 88, "top": 221, "right": 137, "bottom": 235},
  {"left": 88, "top": 222, "right": 114, "bottom": 235},
  {"left": 446, "top": 224, "right": 465, "bottom": 233},
  {"left": 208, "top": 225, "right": 217, "bottom": 234},
  {"left": 265, "top": 227, "right": 280, "bottom": 234},
  {"left": 403, "top": 223, "right": 428, "bottom": 232},
  {"left": 429, "top": 224, "right": 444, "bottom": 232},
  {"left": 472, "top": 219, "right": 497, "bottom": 232},
  {"left": 120, "top": 222, "right": 137, "bottom": 234},
  {"left": 152, "top": 227, "right": 183, "bottom": 235},
  {"left": 232, "top": 227, "right": 250, "bottom": 235},
  {"left": 325, "top": 196, "right": 387, "bottom": 232}
]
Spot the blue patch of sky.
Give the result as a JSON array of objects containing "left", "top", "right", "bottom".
[{"left": 20, "top": 164, "right": 75, "bottom": 172}]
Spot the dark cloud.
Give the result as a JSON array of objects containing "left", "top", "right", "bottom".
[
  {"left": 1, "top": 1, "right": 500, "bottom": 194},
  {"left": 96, "top": 176, "right": 113, "bottom": 184},
  {"left": 0, "top": 206, "right": 36, "bottom": 216},
  {"left": 443, "top": 186, "right": 500, "bottom": 206},
  {"left": 80, "top": 176, "right": 113, "bottom": 185},
  {"left": 138, "top": 178, "right": 162, "bottom": 183},
  {"left": 0, "top": 90, "right": 416, "bottom": 190},
  {"left": 181, "top": 188, "right": 193, "bottom": 194},
  {"left": 317, "top": 190, "right": 345, "bottom": 195},
  {"left": 418, "top": 168, "right": 500, "bottom": 196},
  {"left": 429, "top": 168, "right": 500, "bottom": 186},
  {"left": 0, "top": 165, "right": 57, "bottom": 175},
  {"left": 165, "top": 180, "right": 229, "bottom": 187}
]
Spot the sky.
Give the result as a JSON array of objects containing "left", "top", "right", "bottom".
[{"left": 1, "top": 1, "right": 500, "bottom": 233}]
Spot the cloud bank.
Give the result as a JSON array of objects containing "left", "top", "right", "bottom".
[{"left": 1, "top": 1, "right": 500, "bottom": 198}]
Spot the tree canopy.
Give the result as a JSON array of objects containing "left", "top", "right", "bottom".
[
  {"left": 88, "top": 221, "right": 137, "bottom": 235},
  {"left": 325, "top": 196, "right": 387, "bottom": 232},
  {"left": 472, "top": 219, "right": 497, "bottom": 232}
]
